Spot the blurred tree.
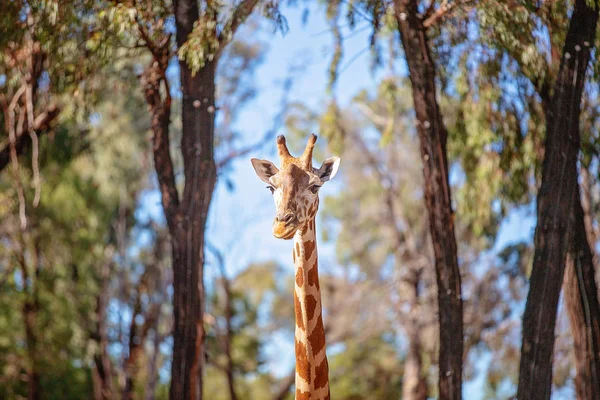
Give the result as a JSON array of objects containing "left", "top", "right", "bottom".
[
  {"left": 0, "top": 50, "right": 159, "bottom": 400},
  {"left": 0, "top": 97, "right": 146, "bottom": 400},
  {"left": 203, "top": 242, "right": 296, "bottom": 400}
]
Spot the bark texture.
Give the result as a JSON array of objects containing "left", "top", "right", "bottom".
[
  {"left": 169, "top": 54, "right": 216, "bottom": 400},
  {"left": 394, "top": 1, "right": 463, "bottom": 398},
  {"left": 563, "top": 184, "right": 600, "bottom": 400},
  {"left": 563, "top": 190, "right": 600, "bottom": 400},
  {"left": 517, "top": 1, "right": 599, "bottom": 398}
]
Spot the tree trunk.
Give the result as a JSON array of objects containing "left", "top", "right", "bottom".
[
  {"left": 394, "top": 1, "right": 463, "bottom": 398},
  {"left": 169, "top": 2, "right": 218, "bottom": 399},
  {"left": 170, "top": 218, "right": 212, "bottom": 400},
  {"left": 16, "top": 236, "right": 41, "bottom": 400},
  {"left": 145, "top": 319, "right": 163, "bottom": 400},
  {"left": 563, "top": 186, "right": 600, "bottom": 400},
  {"left": 140, "top": 0, "right": 258, "bottom": 397},
  {"left": 23, "top": 300, "right": 40, "bottom": 400},
  {"left": 516, "top": 1, "right": 599, "bottom": 398},
  {"left": 123, "top": 291, "right": 143, "bottom": 400},
  {"left": 402, "top": 270, "right": 428, "bottom": 400},
  {"left": 222, "top": 277, "right": 238, "bottom": 400},
  {"left": 92, "top": 262, "right": 114, "bottom": 400}
]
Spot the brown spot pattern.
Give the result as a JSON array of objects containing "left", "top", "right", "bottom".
[
  {"left": 304, "top": 240, "right": 316, "bottom": 261},
  {"left": 307, "top": 259, "right": 319, "bottom": 289},
  {"left": 324, "top": 393, "right": 330, "bottom": 400},
  {"left": 294, "top": 292, "right": 304, "bottom": 330},
  {"left": 295, "top": 340, "right": 311, "bottom": 384},
  {"left": 296, "top": 390, "right": 310, "bottom": 400},
  {"left": 308, "top": 317, "right": 326, "bottom": 356},
  {"left": 296, "top": 267, "right": 304, "bottom": 287},
  {"left": 305, "top": 295, "right": 317, "bottom": 322},
  {"left": 278, "top": 164, "right": 309, "bottom": 214},
  {"left": 314, "top": 358, "right": 329, "bottom": 389}
]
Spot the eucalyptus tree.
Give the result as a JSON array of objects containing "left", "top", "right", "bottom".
[
  {"left": 320, "top": 1, "right": 473, "bottom": 397},
  {"left": 102, "top": 1, "right": 283, "bottom": 397},
  {"left": 459, "top": 1, "right": 600, "bottom": 397},
  {"left": 514, "top": 1, "right": 600, "bottom": 397}
]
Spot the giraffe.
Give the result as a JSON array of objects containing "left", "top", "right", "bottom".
[{"left": 251, "top": 134, "right": 340, "bottom": 400}]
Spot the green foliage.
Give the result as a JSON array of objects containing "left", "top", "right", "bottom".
[
  {"left": 0, "top": 53, "right": 152, "bottom": 396},
  {"left": 178, "top": 5, "right": 220, "bottom": 74},
  {"left": 328, "top": 337, "right": 404, "bottom": 399},
  {"left": 0, "top": 0, "right": 120, "bottom": 96},
  {"left": 178, "top": 2, "right": 287, "bottom": 75}
]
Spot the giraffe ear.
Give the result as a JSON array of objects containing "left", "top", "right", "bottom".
[
  {"left": 317, "top": 157, "right": 340, "bottom": 182},
  {"left": 251, "top": 158, "right": 279, "bottom": 184}
]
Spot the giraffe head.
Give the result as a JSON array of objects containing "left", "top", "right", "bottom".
[{"left": 251, "top": 134, "right": 340, "bottom": 240}]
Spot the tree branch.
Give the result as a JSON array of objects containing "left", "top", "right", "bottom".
[
  {"left": 422, "top": 0, "right": 452, "bottom": 28},
  {"left": 140, "top": 60, "right": 179, "bottom": 224},
  {"left": 422, "top": 0, "right": 475, "bottom": 28},
  {"left": 217, "top": 0, "right": 261, "bottom": 59},
  {"left": 0, "top": 104, "right": 60, "bottom": 173}
]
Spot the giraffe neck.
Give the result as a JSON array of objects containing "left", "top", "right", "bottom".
[{"left": 293, "top": 218, "right": 330, "bottom": 400}]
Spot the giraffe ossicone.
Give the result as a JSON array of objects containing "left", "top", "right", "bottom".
[{"left": 251, "top": 134, "right": 340, "bottom": 400}]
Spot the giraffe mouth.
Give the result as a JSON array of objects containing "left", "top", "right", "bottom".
[{"left": 272, "top": 220, "right": 298, "bottom": 240}]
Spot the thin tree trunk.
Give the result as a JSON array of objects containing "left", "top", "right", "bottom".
[
  {"left": 563, "top": 187, "right": 600, "bottom": 400},
  {"left": 394, "top": 1, "right": 463, "bottom": 398},
  {"left": 272, "top": 369, "right": 296, "bottom": 400},
  {"left": 124, "top": 244, "right": 165, "bottom": 400},
  {"left": 402, "top": 270, "right": 428, "bottom": 400},
  {"left": 123, "top": 291, "right": 143, "bottom": 400},
  {"left": 516, "top": 1, "right": 599, "bottom": 398},
  {"left": 20, "top": 239, "right": 41, "bottom": 400},
  {"left": 24, "top": 300, "right": 40, "bottom": 400},
  {"left": 222, "top": 276, "right": 238, "bottom": 400},
  {"left": 209, "top": 244, "right": 239, "bottom": 400},
  {"left": 145, "top": 321, "right": 163, "bottom": 400},
  {"left": 92, "top": 262, "right": 114, "bottom": 400}
]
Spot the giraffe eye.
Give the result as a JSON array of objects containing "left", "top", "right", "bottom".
[
  {"left": 266, "top": 185, "right": 275, "bottom": 194},
  {"left": 309, "top": 185, "right": 321, "bottom": 194}
]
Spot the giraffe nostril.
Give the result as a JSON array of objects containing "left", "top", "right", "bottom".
[{"left": 276, "top": 212, "right": 295, "bottom": 224}]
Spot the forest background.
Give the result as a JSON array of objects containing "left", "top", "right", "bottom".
[{"left": 1, "top": 1, "right": 599, "bottom": 399}]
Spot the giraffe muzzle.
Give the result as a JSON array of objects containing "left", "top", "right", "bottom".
[{"left": 273, "top": 213, "right": 298, "bottom": 240}]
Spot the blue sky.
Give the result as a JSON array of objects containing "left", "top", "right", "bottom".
[{"left": 137, "top": 3, "right": 574, "bottom": 399}]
